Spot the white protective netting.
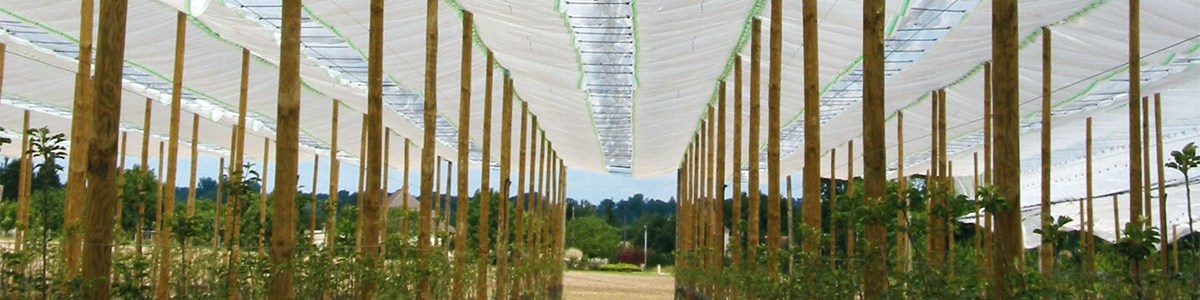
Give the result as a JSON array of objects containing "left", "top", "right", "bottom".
[{"left": 0, "top": 0, "right": 1198, "bottom": 242}]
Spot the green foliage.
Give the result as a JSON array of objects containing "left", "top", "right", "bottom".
[
  {"left": 597, "top": 263, "right": 641, "bottom": 272},
  {"left": 565, "top": 216, "right": 620, "bottom": 259},
  {"left": 1034, "top": 215, "right": 1074, "bottom": 247}
]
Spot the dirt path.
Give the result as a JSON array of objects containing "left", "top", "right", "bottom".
[{"left": 563, "top": 270, "right": 674, "bottom": 300}]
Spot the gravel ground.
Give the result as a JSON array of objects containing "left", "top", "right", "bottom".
[{"left": 563, "top": 270, "right": 674, "bottom": 300}]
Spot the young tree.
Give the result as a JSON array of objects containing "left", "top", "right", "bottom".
[{"left": 26, "top": 127, "right": 66, "bottom": 296}]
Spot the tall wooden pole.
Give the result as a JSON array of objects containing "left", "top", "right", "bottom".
[
  {"left": 477, "top": 50, "right": 495, "bottom": 300},
  {"left": 310, "top": 154, "right": 319, "bottom": 242},
  {"left": 705, "top": 108, "right": 716, "bottom": 274},
  {"left": 716, "top": 81, "right": 727, "bottom": 272},
  {"left": 444, "top": 160, "right": 453, "bottom": 250},
  {"left": 63, "top": 0, "right": 95, "bottom": 276},
  {"left": 982, "top": 62, "right": 993, "bottom": 276},
  {"left": 356, "top": 0, "right": 385, "bottom": 295},
  {"left": 513, "top": 102, "right": 529, "bottom": 298},
  {"left": 1142, "top": 97, "right": 1152, "bottom": 227},
  {"left": 847, "top": 140, "right": 856, "bottom": 258},
  {"left": 16, "top": 111, "right": 29, "bottom": 253},
  {"left": 227, "top": 49, "right": 251, "bottom": 300},
  {"left": 928, "top": 91, "right": 941, "bottom": 267},
  {"left": 1127, "top": 0, "right": 1143, "bottom": 225},
  {"left": 81, "top": 0, "right": 129, "bottom": 294},
  {"left": 747, "top": 18, "right": 762, "bottom": 265},
  {"left": 417, "top": 0, "right": 439, "bottom": 296},
  {"left": 495, "top": 74, "right": 514, "bottom": 299},
  {"left": 939, "top": 89, "right": 949, "bottom": 264},
  {"left": 1039, "top": 27, "right": 1054, "bottom": 275},
  {"left": 1154, "top": 94, "right": 1168, "bottom": 273},
  {"left": 259, "top": 137, "right": 270, "bottom": 257},
  {"left": 799, "top": 0, "right": 822, "bottom": 259},
  {"left": 381, "top": 129, "right": 390, "bottom": 254},
  {"left": 991, "top": 0, "right": 1022, "bottom": 295},
  {"left": 327, "top": 102, "right": 341, "bottom": 250},
  {"left": 452, "top": 12, "right": 474, "bottom": 300},
  {"left": 785, "top": 175, "right": 794, "bottom": 272},
  {"left": 862, "top": 0, "right": 888, "bottom": 294},
  {"left": 830, "top": 148, "right": 838, "bottom": 258},
  {"left": 154, "top": 13, "right": 187, "bottom": 299},
  {"left": 357, "top": 118, "right": 367, "bottom": 252},
  {"left": 118, "top": 132, "right": 128, "bottom": 240},
  {"left": 187, "top": 114, "right": 199, "bottom": 217},
  {"left": 898, "top": 111, "right": 910, "bottom": 272},
  {"left": 400, "top": 137, "right": 409, "bottom": 238},
  {"left": 1086, "top": 117, "right": 1095, "bottom": 277},
  {"left": 731, "top": 58, "right": 743, "bottom": 269},
  {"left": 766, "top": 0, "right": 786, "bottom": 279},
  {"left": 135, "top": 98, "right": 151, "bottom": 256}
]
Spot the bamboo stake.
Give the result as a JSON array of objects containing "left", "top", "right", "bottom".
[
  {"left": 259, "top": 137, "right": 270, "bottom": 257},
  {"left": 477, "top": 50, "right": 494, "bottom": 300},
  {"left": 452, "top": 12, "right": 473, "bottom": 300},
  {"left": 227, "top": 48, "right": 251, "bottom": 300},
  {"left": 747, "top": 18, "right": 762, "bottom": 265},
  {"left": 63, "top": 0, "right": 95, "bottom": 276},
  {"left": 1128, "top": 0, "right": 1143, "bottom": 225},
  {"left": 81, "top": 0, "right": 130, "bottom": 294},
  {"left": 731, "top": 57, "right": 743, "bottom": 269},
  {"left": 495, "top": 74, "right": 514, "bottom": 299},
  {"left": 1039, "top": 27, "right": 1054, "bottom": 275},
  {"left": 310, "top": 154, "right": 319, "bottom": 242},
  {"left": 153, "top": 12, "right": 187, "bottom": 298},
  {"left": 1154, "top": 94, "right": 1168, "bottom": 273},
  {"left": 992, "top": 0, "right": 1023, "bottom": 294},
  {"left": 862, "top": 0, "right": 888, "bottom": 294}
]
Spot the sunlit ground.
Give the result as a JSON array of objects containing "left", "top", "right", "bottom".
[{"left": 563, "top": 270, "right": 674, "bottom": 300}]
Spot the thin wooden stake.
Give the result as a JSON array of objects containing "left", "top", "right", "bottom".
[
  {"left": 187, "top": 114, "right": 199, "bottom": 217},
  {"left": 898, "top": 111, "right": 910, "bottom": 273},
  {"left": 847, "top": 140, "right": 856, "bottom": 259},
  {"left": 831, "top": 147, "right": 838, "bottom": 259},
  {"left": 63, "top": 0, "right": 95, "bottom": 276},
  {"left": 1154, "top": 94, "right": 1168, "bottom": 273},
  {"left": 716, "top": 81, "right": 727, "bottom": 274},
  {"left": 260, "top": 137, "right": 270, "bottom": 257},
  {"left": 17, "top": 111, "right": 30, "bottom": 252},
  {"left": 495, "top": 74, "right": 514, "bottom": 299},
  {"left": 327, "top": 101, "right": 341, "bottom": 255},
  {"left": 154, "top": 12, "right": 187, "bottom": 298},
  {"left": 1039, "top": 27, "right": 1054, "bottom": 275},
  {"left": 1127, "top": 0, "right": 1144, "bottom": 225},
  {"left": 731, "top": 56, "right": 743, "bottom": 269},
  {"left": 310, "top": 154, "right": 319, "bottom": 242},
  {"left": 1086, "top": 117, "right": 1095, "bottom": 277}
]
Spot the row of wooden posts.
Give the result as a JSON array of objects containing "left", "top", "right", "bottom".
[
  {"left": 0, "top": 0, "right": 570, "bottom": 299},
  {"left": 674, "top": 0, "right": 1168, "bottom": 298}
]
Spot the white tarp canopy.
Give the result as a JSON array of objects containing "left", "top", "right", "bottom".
[{"left": 0, "top": 0, "right": 1198, "bottom": 231}]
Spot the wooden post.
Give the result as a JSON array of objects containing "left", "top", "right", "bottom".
[
  {"left": 1127, "top": 0, "right": 1143, "bottom": 225},
  {"left": 310, "top": 154, "right": 319, "bottom": 242},
  {"left": 401, "top": 137, "right": 410, "bottom": 239},
  {"left": 1154, "top": 94, "right": 1168, "bottom": 273},
  {"left": 1142, "top": 97, "right": 1152, "bottom": 227},
  {"left": 862, "top": 0, "right": 888, "bottom": 294},
  {"left": 118, "top": 132, "right": 129, "bottom": 240},
  {"left": 187, "top": 114, "right": 199, "bottom": 217},
  {"left": 1113, "top": 194, "right": 1120, "bottom": 237},
  {"left": 260, "top": 137, "right": 270, "bottom": 257},
  {"left": 717, "top": 81, "right": 727, "bottom": 273},
  {"left": 992, "top": 0, "right": 1023, "bottom": 295},
  {"left": 433, "top": 157, "right": 440, "bottom": 235},
  {"left": 786, "top": 176, "right": 794, "bottom": 273},
  {"left": 800, "top": 0, "right": 823, "bottom": 259},
  {"left": 444, "top": 160, "right": 453, "bottom": 250},
  {"left": 974, "top": 153, "right": 981, "bottom": 257},
  {"left": 227, "top": 49, "right": 251, "bottom": 300},
  {"left": 766, "top": 0, "right": 785, "bottom": 279},
  {"left": 747, "top": 18, "right": 762, "bottom": 265},
  {"left": 706, "top": 107, "right": 716, "bottom": 274},
  {"left": 731, "top": 57, "right": 743, "bottom": 269},
  {"left": 452, "top": 12, "right": 473, "bottom": 300},
  {"left": 417, "top": 0, "right": 439, "bottom": 296},
  {"left": 357, "top": 117, "right": 367, "bottom": 252},
  {"left": 477, "top": 50, "right": 494, "bottom": 300},
  {"left": 327, "top": 101, "right": 341, "bottom": 252},
  {"left": 381, "top": 129, "right": 390, "bottom": 254},
  {"left": 17, "top": 111, "right": 30, "bottom": 252},
  {"left": 63, "top": 0, "right": 95, "bottom": 276},
  {"left": 982, "top": 62, "right": 993, "bottom": 276},
  {"left": 831, "top": 148, "right": 838, "bottom": 259},
  {"left": 898, "top": 111, "right": 910, "bottom": 272},
  {"left": 513, "top": 102, "right": 530, "bottom": 298},
  {"left": 495, "top": 74, "right": 514, "bottom": 299},
  {"left": 1039, "top": 27, "right": 1054, "bottom": 275},
  {"left": 536, "top": 133, "right": 548, "bottom": 290},
  {"left": 81, "top": 0, "right": 130, "bottom": 295},
  {"left": 1086, "top": 117, "right": 1095, "bottom": 277},
  {"left": 155, "top": 12, "right": 187, "bottom": 299},
  {"left": 847, "top": 140, "right": 856, "bottom": 259},
  {"left": 928, "top": 90, "right": 941, "bottom": 267},
  {"left": 356, "top": 0, "right": 385, "bottom": 295},
  {"left": 939, "top": 88, "right": 949, "bottom": 264}
]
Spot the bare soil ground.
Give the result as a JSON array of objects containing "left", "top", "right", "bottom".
[{"left": 563, "top": 270, "right": 674, "bottom": 300}]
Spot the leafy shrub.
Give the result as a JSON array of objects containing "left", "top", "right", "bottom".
[{"left": 598, "top": 263, "right": 641, "bottom": 272}]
